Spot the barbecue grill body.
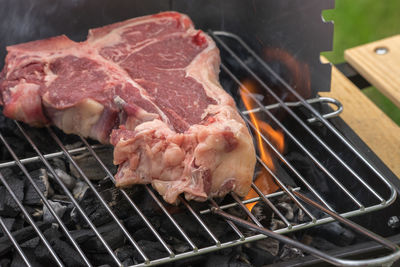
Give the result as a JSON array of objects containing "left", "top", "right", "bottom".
[
  {"left": 2, "top": 1, "right": 400, "bottom": 266},
  {"left": 0, "top": 0, "right": 333, "bottom": 97}
]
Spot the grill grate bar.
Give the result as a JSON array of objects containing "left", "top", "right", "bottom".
[
  {"left": 0, "top": 173, "right": 64, "bottom": 266},
  {"left": 0, "top": 145, "right": 105, "bottom": 169},
  {"left": 0, "top": 217, "right": 31, "bottom": 267},
  {"left": 220, "top": 57, "right": 365, "bottom": 210},
  {"left": 251, "top": 183, "right": 292, "bottom": 228},
  {"left": 200, "top": 188, "right": 300, "bottom": 214},
  {"left": 231, "top": 192, "right": 264, "bottom": 227},
  {"left": 0, "top": 133, "right": 92, "bottom": 266},
  {"left": 256, "top": 155, "right": 317, "bottom": 222},
  {"left": 47, "top": 127, "right": 149, "bottom": 263},
  {"left": 14, "top": 122, "right": 122, "bottom": 266},
  {"left": 209, "top": 199, "right": 245, "bottom": 240},
  {"left": 179, "top": 197, "right": 221, "bottom": 246},
  {"left": 210, "top": 31, "right": 386, "bottom": 204},
  {"left": 79, "top": 137, "right": 174, "bottom": 259},
  {"left": 144, "top": 185, "right": 198, "bottom": 252}
]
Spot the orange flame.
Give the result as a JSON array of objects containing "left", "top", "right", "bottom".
[{"left": 240, "top": 79, "right": 284, "bottom": 211}]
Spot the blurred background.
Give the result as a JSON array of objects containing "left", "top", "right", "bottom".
[{"left": 322, "top": 0, "right": 400, "bottom": 125}]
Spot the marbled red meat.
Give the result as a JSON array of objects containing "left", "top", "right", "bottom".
[{"left": 0, "top": 12, "right": 256, "bottom": 204}]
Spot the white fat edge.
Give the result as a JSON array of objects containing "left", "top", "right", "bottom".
[
  {"left": 88, "top": 15, "right": 193, "bottom": 47},
  {"left": 95, "top": 30, "right": 188, "bottom": 60},
  {"left": 87, "top": 17, "right": 159, "bottom": 45}
]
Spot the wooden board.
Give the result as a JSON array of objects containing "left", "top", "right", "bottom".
[
  {"left": 320, "top": 57, "right": 400, "bottom": 178},
  {"left": 344, "top": 35, "right": 400, "bottom": 108}
]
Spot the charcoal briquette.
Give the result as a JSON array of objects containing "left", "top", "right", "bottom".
[
  {"left": 270, "top": 218, "right": 286, "bottom": 231},
  {"left": 308, "top": 222, "right": 355, "bottom": 247},
  {"left": 115, "top": 246, "right": 136, "bottom": 261},
  {"left": 50, "top": 158, "right": 67, "bottom": 173},
  {"left": 54, "top": 169, "right": 76, "bottom": 190},
  {"left": 0, "top": 218, "right": 15, "bottom": 236},
  {"left": 201, "top": 214, "right": 233, "bottom": 240},
  {"left": 24, "top": 169, "right": 49, "bottom": 206},
  {"left": 171, "top": 213, "right": 198, "bottom": 236},
  {"left": 50, "top": 194, "right": 71, "bottom": 202},
  {"left": 205, "top": 247, "right": 250, "bottom": 267},
  {"left": 122, "top": 258, "right": 134, "bottom": 267},
  {"left": 244, "top": 244, "right": 276, "bottom": 266},
  {"left": 10, "top": 253, "right": 25, "bottom": 267},
  {"left": 20, "top": 237, "right": 40, "bottom": 249},
  {"left": 0, "top": 258, "right": 11, "bottom": 267},
  {"left": 70, "top": 148, "right": 116, "bottom": 180},
  {"left": 254, "top": 237, "right": 279, "bottom": 257},
  {"left": 0, "top": 222, "right": 49, "bottom": 256},
  {"left": 0, "top": 172, "right": 25, "bottom": 217},
  {"left": 43, "top": 200, "right": 67, "bottom": 224},
  {"left": 70, "top": 228, "right": 96, "bottom": 244},
  {"left": 133, "top": 227, "right": 157, "bottom": 242},
  {"left": 48, "top": 168, "right": 77, "bottom": 191},
  {"left": 204, "top": 254, "right": 235, "bottom": 267},
  {"left": 34, "top": 243, "right": 56, "bottom": 266},
  {"left": 123, "top": 216, "right": 145, "bottom": 232},
  {"left": 1, "top": 137, "right": 32, "bottom": 162},
  {"left": 51, "top": 238, "right": 86, "bottom": 267},
  {"left": 134, "top": 240, "right": 168, "bottom": 261},
  {"left": 172, "top": 242, "right": 191, "bottom": 253},
  {"left": 81, "top": 222, "right": 125, "bottom": 252},
  {"left": 87, "top": 252, "right": 116, "bottom": 266},
  {"left": 252, "top": 202, "right": 273, "bottom": 226},
  {"left": 74, "top": 189, "right": 112, "bottom": 227},
  {"left": 0, "top": 216, "right": 24, "bottom": 235},
  {"left": 35, "top": 230, "right": 87, "bottom": 267},
  {"left": 307, "top": 235, "right": 337, "bottom": 251},
  {"left": 11, "top": 248, "right": 42, "bottom": 267},
  {"left": 72, "top": 180, "right": 89, "bottom": 200},
  {"left": 42, "top": 225, "right": 62, "bottom": 241},
  {"left": 276, "top": 202, "right": 294, "bottom": 221},
  {"left": 279, "top": 244, "right": 304, "bottom": 261}
]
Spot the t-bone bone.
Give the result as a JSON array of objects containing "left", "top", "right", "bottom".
[{"left": 0, "top": 12, "right": 256, "bottom": 204}]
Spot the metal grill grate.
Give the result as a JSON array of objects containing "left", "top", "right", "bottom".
[{"left": 0, "top": 31, "right": 397, "bottom": 267}]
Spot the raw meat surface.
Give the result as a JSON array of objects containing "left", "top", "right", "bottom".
[{"left": 0, "top": 12, "right": 256, "bottom": 203}]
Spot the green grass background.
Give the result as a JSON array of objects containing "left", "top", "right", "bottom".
[{"left": 321, "top": 0, "right": 400, "bottom": 125}]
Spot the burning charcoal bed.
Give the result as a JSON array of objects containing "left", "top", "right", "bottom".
[{"left": 1, "top": 1, "right": 400, "bottom": 267}]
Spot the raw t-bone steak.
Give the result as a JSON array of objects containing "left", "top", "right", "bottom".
[{"left": 0, "top": 12, "right": 256, "bottom": 203}]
